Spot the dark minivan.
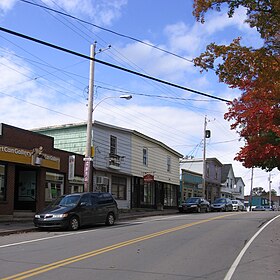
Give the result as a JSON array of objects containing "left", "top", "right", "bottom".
[{"left": 34, "top": 192, "right": 118, "bottom": 230}]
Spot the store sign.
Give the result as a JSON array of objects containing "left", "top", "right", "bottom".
[
  {"left": 0, "top": 145, "right": 60, "bottom": 170},
  {"left": 143, "top": 173, "right": 154, "bottom": 183},
  {"left": 68, "top": 155, "right": 75, "bottom": 180},
  {"left": 83, "top": 160, "right": 90, "bottom": 183}
]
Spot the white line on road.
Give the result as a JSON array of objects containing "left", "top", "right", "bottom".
[
  {"left": 224, "top": 214, "right": 280, "bottom": 280},
  {"left": 0, "top": 214, "right": 183, "bottom": 249}
]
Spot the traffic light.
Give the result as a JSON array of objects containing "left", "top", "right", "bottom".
[{"left": 205, "top": 130, "right": 211, "bottom": 138}]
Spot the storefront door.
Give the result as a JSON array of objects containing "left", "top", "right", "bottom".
[{"left": 14, "top": 168, "right": 37, "bottom": 211}]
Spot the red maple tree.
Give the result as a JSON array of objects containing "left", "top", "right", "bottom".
[{"left": 193, "top": 0, "right": 280, "bottom": 171}]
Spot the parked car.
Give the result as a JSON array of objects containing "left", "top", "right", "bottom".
[
  {"left": 178, "top": 197, "right": 210, "bottom": 213},
  {"left": 252, "top": 205, "right": 266, "bottom": 211},
  {"left": 34, "top": 192, "right": 119, "bottom": 230},
  {"left": 264, "top": 206, "right": 274, "bottom": 211},
  {"left": 231, "top": 200, "right": 245, "bottom": 211},
  {"left": 211, "top": 198, "right": 233, "bottom": 212}
]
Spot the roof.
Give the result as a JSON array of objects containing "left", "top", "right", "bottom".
[
  {"left": 33, "top": 121, "right": 183, "bottom": 158},
  {"left": 221, "top": 164, "right": 233, "bottom": 183}
]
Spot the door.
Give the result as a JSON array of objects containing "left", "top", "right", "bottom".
[
  {"left": 78, "top": 193, "right": 96, "bottom": 226},
  {"left": 14, "top": 169, "right": 37, "bottom": 211}
]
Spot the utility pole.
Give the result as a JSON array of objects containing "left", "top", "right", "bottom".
[
  {"left": 249, "top": 167, "right": 254, "bottom": 211},
  {"left": 202, "top": 116, "right": 207, "bottom": 199},
  {"left": 268, "top": 173, "right": 272, "bottom": 207},
  {"left": 84, "top": 43, "right": 96, "bottom": 192}
]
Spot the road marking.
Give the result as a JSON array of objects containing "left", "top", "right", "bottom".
[
  {"left": 0, "top": 229, "right": 100, "bottom": 249},
  {"left": 0, "top": 214, "right": 185, "bottom": 249},
  {"left": 224, "top": 214, "right": 280, "bottom": 280},
  {"left": 2, "top": 213, "right": 238, "bottom": 280}
]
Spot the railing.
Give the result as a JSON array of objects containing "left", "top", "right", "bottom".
[{"left": 108, "top": 153, "right": 121, "bottom": 169}]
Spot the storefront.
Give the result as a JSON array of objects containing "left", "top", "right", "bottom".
[
  {"left": 132, "top": 175, "right": 179, "bottom": 209},
  {"left": 0, "top": 123, "right": 84, "bottom": 217}
]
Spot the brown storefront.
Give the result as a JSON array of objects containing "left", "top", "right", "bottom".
[{"left": 0, "top": 123, "right": 84, "bottom": 217}]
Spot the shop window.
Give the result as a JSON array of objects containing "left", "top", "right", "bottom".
[
  {"left": 142, "top": 182, "right": 154, "bottom": 205},
  {"left": 0, "top": 164, "right": 6, "bottom": 201},
  {"left": 69, "top": 185, "right": 84, "bottom": 193},
  {"left": 111, "top": 176, "right": 127, "bottom": 200},
  {"left": 164, "top": 184, "right": 177, "bottom": 206},
  {"left": 45, "top": 172, "right": 64, "bottom": 202}
]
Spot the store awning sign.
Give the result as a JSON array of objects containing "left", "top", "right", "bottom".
[
  {"left": 0, "top": 145, "right": 60, "bottom": 170},
  {"left": 143, "top": 173, "right": 154, "bottom": 183}
]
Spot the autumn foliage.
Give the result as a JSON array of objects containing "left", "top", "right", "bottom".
[{"left": 193, "top": 0, "right": 280, "bottom": 171}]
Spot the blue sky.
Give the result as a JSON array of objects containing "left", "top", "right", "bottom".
[{"left": 0, "top": 0, "right": 279, "bottom": 194}]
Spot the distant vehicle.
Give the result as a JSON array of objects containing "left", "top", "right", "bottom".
[
  {"left": 34, "top": 192, "right": 119, "bottom": 230},
  {"left": 178, "top": 197, "right": 210, "bottom": 213},
  {"left": 231, "top": 200, "right": 245, "bottom": 211},
  {"left": 252, "top": 205, "right": 265, "bottom": 211},
  {"left": 264, "top": 206, "right": 274, "bottom": 211},
  {"left": 211, "top": 198, "right": 233, "bottom": 212}
]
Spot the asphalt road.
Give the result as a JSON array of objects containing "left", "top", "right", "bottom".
[{"left": 0, "top": 211, "right": 279, "bottom": 280}]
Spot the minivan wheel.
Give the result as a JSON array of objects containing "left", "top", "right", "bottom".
[
  {"left": 106, "top": 213, "right": 115, "bottom": 226},
  {"left": 69, "top": 216, "right": 79, "bottom": 230}
]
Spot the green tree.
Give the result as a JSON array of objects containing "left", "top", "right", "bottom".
[{"left": 193, "top": 0, "right": 280, "bottom": 171}]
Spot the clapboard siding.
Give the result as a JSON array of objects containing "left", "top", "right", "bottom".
[
  {"left": 131, "top": 134, "right": 180, "bottom": 185},
  {"left": 92, "top": 124, "right": 132, "bottom": 173}
]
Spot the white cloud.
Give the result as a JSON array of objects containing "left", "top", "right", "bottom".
[
  {"left": 0, "top": 0, "right": 16, "bottom": 15},
  {"left": 41, "top": 0, "right": 127, "bottom": 26}
]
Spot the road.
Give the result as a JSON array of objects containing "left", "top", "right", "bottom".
[{"left": 0, "top": 211, "right": 279, "bottom": 280}]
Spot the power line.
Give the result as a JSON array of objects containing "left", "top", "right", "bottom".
[
  {"left": 93, "top": 85, "right": 219, "bottom": 102},
  {"left": 20, "top": 0, "right": 193, "bottom": 64},
  {"left": 0, "top": 90, "right": 85, "bottom": 121},
  {"left": 0, "top": 26, "right": 230, "bottom": 102}
]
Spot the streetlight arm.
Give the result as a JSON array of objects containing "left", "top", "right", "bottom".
[{"left": 92, "top": 95, "right": 132, "bottom": 112}]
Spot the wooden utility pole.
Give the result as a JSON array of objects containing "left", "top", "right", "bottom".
[{"left": 84, "top": 43, "right": 96, "bottom": 192}]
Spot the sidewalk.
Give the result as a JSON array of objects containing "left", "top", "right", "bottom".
[{"left": 0, "top": 209, "right": 178, "bottom": 236}]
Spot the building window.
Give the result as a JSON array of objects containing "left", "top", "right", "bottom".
[
  {"left": 45, "top": 172, "right": 64, "bottom": 202},
  {"left": 206, "top": 163, "right": 210, "bottom": 177},
  {"left": 167, "top": 156, "right": 171, "bottom": 172},
  {"left": 110, "top": 135, "right": 117, "bottom": 155},
  {"left": 215, "top": 165, "right": 218, "bottom": 179},
  {"left": 143, "top": 148, "right": 148, "bottom": 166},
  {"left": 111, "top": 176, "right": 127, "bottom": 200},
  {"left": 0, "top": 164, "right": 6, "bottom": 201},
  {"left": 141, "top": 182, "right": 154, "bottom": 205},
  {"left": 164, "top": 184, "right": 177, "bottom": 206}
]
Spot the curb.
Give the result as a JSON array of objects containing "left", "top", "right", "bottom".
[{"left": 0, "top": 210, "right": 179, "bottom": 236}]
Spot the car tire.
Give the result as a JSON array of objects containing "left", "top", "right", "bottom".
[
  {"left": 69, "top": 216, "right": 79, "bottom": 231},
  {"left": 206, "top": 206, "right": 209, "bottom": 213},
  {"left": 106, "top": 212, "right": 115, "bottom": 226}
]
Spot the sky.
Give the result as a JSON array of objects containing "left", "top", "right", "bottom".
[{"left": 0, "top": 0, "right": 279, "bottom": 195}]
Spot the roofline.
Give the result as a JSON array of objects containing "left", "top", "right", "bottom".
[{"left": 32, "top": 121, "right": 183, "bottom": 157}]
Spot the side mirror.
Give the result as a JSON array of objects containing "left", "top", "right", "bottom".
[{"left": 80, "top": 202, "right": 87, "bottom": 207}]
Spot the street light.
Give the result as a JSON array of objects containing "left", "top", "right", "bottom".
[
  {"left": 92, "top": 94, "right": 132, "bottom": 112},
  {"left": 84, "top": 93, "right": 132, "bottom": 192}
]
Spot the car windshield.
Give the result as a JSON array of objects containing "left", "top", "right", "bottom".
[
  {"left": 231, "top": 200, "right": 238, "bottom": 204},
  {"left": 186, "top": 197, "right": 199, "bottom": 203},
  {"left": 52, "top": 195, "right": 80, "bottom": 207},
  {"left": 214, "top": 198, "right": 226, "bottom": 203}
]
